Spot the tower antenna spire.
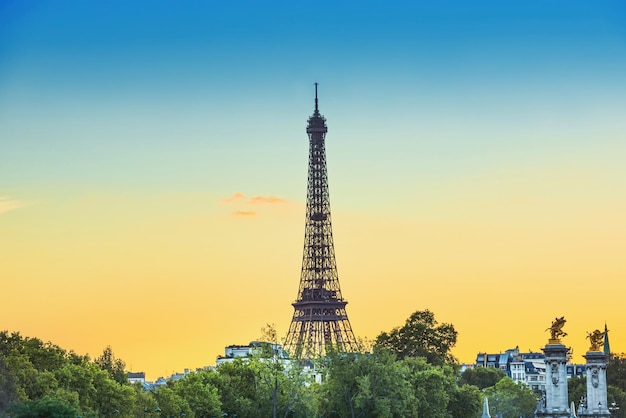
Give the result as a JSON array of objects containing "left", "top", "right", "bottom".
[{"left": 314, "top": 82, "right": 319, "bottom": 115}]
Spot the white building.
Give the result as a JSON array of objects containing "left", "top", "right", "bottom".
[
  {"left": 474, "top": 347, "right": 585, "bottom": 392},
  {"left": 215, "top": 342, "right": 323, "bottom": 384},
  {"left": 216, "top": 341, "right": 288, "bottom": 365},
  {"left": 127, "top": 371, "right": 146, "bottom": 385}
]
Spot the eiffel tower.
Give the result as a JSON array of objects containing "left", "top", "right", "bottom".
[{"left": 284, "top": 84, "right": 358, "bottom": 358}]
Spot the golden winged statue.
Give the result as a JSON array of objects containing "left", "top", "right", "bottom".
[
  {"left": 586, "top": 329, "right": 605, "bottom": 352},
  {"left": 546, "top": 317, "right": 567, "bottom": 342}
]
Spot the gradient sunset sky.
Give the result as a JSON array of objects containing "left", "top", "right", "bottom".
[{"left": 2, "top": 1, "right": 626, "bottom": 379}]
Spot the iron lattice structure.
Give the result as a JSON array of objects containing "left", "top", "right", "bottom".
[{"left": 284, "top": 84, "right": 358, "bottom": 358}]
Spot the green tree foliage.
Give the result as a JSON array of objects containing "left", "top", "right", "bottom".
[
  {"left": 128, "top": 383, "right": 159, "bottom": 417},
  {"left": 211, "top": 360, "right": 264, "bottom": 417},
  {"left": 169, "top": 371, "right": 221, "bottom": 417},
  {"left": 55, "top": 361, "right": 98, "bottom": 412},
  {"left": 0, "top": 356, "right": 17, "bottom": 411},
  {"left": 251, "top": 324, "right": 318, "bottom": 418},
  {"left": 95, "top": 345, "right": 127, "bottom": 385},
  {"left": 374, "top": 309, "right": 458, "bottom": 366},
  {"left": 0, "top": 332, "right": 67, "bottom": 410},
  {"left": 402, "top": 356, "right": 450, "bottom": 417},
  {"left": 320, "top": 347, "right": 414, "bottom": 417},
  {"left": 152, "top": 385, "right": 192, "bottom": 417},
  {"left": 1, "top": 312, "right": 477, "bottom": 418},
  {"left": 567, "top": 376, "right": 586, "bottom": 409},
  {"left": 11, "top": 395, "right": 79, "bottom": 418},
  {"left": 446, "top": 384, "right": 482, "bottom": 417},
  {"left": 484, "top": 377, "right": 537, "bottom": 418},
  {"left": 0, "top": 331, "right": 136, "bottom": 417},
  {"left": 608, "top": 353, "right": 626, "bottom": 394},
  {"left": 605, "top": 353, "right": 626, "bottom": 418},
  {"left": 319, "top": 346, "right": 476, "bottom": 418},
  {"left": 607, "top": 385, "right": 626, "bottom": 418},
  {"left": 90, "top": 366, "right": 136, "bottom": 417},
  {"left": 459, "top": 366, "right": 506, "bottom": 390}
]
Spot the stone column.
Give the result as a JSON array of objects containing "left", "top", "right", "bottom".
[
  {"left": 580, "top": 351, "right": 610, "bottom": 417},
  {"left": 536, "top": 343, "right": 571, "bottom": 418}
]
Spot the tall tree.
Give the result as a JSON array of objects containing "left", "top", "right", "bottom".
[
  {"left": 252, "top": 324, "right": 317, "bottom": 418},
  {"left": 152, "top": 385, "right": 192, "bottom": 418},
  {"left": 604, "top": 353, "right": 626, "bottom": 418},
  {"left": 402, "top": 356, "right": 451, "bottom": 417},
  {"left": 170, "top": 371, "right": 221, "bottom": 417},
  {"left": 607, "top": 385, "right": 626, "bottom": 418},
  {"left": 608, "top": 353, "right": 626, "bottom": 393},
  {"left": 11, "top": 395, "right": 79, "bottom": 418},
  {"left": 568, "top": 376, "right": 586, "bottom": 410},
  {"left": 320, "top": 347, "right": 414, "bottom": 418},
  {"left": 90, "top": 367, "right": 136, "bottom": 417},
  {"left": 446, "top": 384, "right": 483, "bottom": 417},
  {"left": 484, "top": 377, "right": 536, "bottom": 418},
  {"left": 212, "top": 360, "right": 264, "bottom": 418},
  {"left": 95, "top": 346, "right": 127, "bottom": 385},
  {"left": 459, "top": 367, "right": 506, "bottom": 390},
  {"left": 374, "top": 309, "right": 457, "bottom": 366},
  {"left": 0, "top": 356, "right": 17, "bottom": 412},
  {"left": 0, "top": 331, "right": 143, "bottom": 417}
]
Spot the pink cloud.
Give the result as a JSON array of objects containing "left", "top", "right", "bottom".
[
  {"left": 247, "top": 195, "right": 287, "bottom": 205},
  {"left": 220, "top": 193, "right": 291, "bottom": 218},
  {"left": 220, "top": 192, "right": 247, "bottom": 204},
  {"left": 0, "top": 196, "right": 26, "bottom": 215},
  {"left": 232, "top": 210, "right": 257, "bottom": 217},
  {"left": 220, "top": 193, "right": 290, "bottom": 206}
]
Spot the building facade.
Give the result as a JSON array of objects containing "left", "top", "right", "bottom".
[{"left": 474, "top": 346, "right": 585, "bottom": 392}]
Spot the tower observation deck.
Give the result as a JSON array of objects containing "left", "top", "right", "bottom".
[{"left": 283, "top": 84, "right": 358, "bottom": 358}]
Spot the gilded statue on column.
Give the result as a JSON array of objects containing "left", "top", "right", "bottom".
[
  {"left": 546, "top": 317, "right": 567, "bottom": 343},
  {"left": 586, "top": 329, "right": 605, "bottom": 352}
]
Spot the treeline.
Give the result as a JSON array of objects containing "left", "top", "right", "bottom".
[
  {"left": 2, "top": 310, "right": 625, "bottom": 417},
  {"left": 0, "top": 311, "right": 500, "bottom": 417},
  {"left": 0, "top": 330, "right": 145, "bottom": 417}
]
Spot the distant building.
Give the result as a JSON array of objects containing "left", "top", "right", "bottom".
[
  {"left": 216, "top": 341, "right": 288, "bottom": 365},
  {"left": 519, "top": 352, "right": 546, "bottom": 392},
  {"left": 216, "top": 342, "right": 323, "bottom": 384},
  {"left": 475, "top": 346, "right": 519, "bottom": 373},
  {"left": 474, "top": 345, "right": 585, "bottom": 392},
  {"left": 127, "top": 372, "right": 146, "bottom": 385},
  {"left": 169, "top": 368, "right": 191, "bottom": 382}
]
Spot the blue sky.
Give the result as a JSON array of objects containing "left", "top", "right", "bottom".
[{"left": 2, "top": 1, "right": 625, "bottom": 195}]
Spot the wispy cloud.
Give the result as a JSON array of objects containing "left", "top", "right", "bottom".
[
  {"left": 220, "top": 192, "right": 247, "bottom": 204},
  {"left": 232, "top": 210, "right": 256, "bottom": 217},
  {"left": 0, "top": 196, "right": 26, "bottom": 215},
  {"left": 247, "top": 195, "right": 287, "bottom": 205},
  {"left": 220, "top": 193, "right": 290, "bottom": 206},
  {"left": 220, "top": 192, "right": 291, "bottom": 217}
]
